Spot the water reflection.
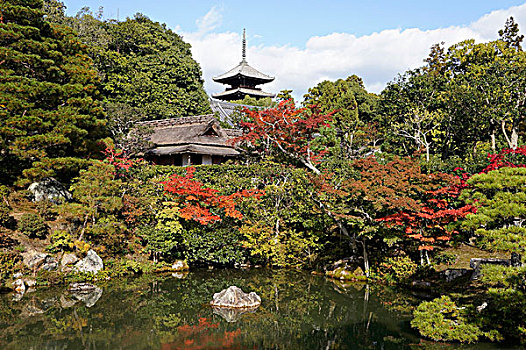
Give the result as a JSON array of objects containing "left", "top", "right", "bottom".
[{"left": 0, "top": 269, "right": 507, "bottom": 349}]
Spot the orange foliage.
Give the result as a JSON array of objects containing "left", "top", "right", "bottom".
[{"left": 162, "top": 167, "right": 263, "bottom": 225}]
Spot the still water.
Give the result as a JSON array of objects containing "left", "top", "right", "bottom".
[{"left": 0, "top": 269, "right": 505, "bottom": 349}]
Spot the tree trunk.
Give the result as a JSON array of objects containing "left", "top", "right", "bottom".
[{"left": 362, "top": 239, "right": 370, "bottom": 277}]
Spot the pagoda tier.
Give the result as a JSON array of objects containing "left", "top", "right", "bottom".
[{"left": 212, "top": 29, "right": 275, "bottom": 101}]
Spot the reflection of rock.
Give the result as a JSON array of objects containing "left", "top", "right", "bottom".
[
  {"left": 22, "top": 304, "right": 44, "bottom": 316},
  {"left": 69, "top": 282, "right": 97, "bottom": 292},
  {"left": 171, "top": 272, "right": 188, "bottom": 279},
  {"left": 171, "top": 260, "right": 189, "bottom": 271},
  {"left": 28, "top": 177, "right": 72, "bottom": 204},
  {"left": 330, "top": 278, "right": 365, "bottom": 292},
  {"left": 74, "top": 250, "right": 103, "bottom": 274},
  {"left": 60, "top": 295, "right": 78, "bottom": 308},
  {"left": 212, "top": 306, "right": 257, "bottom": 322},
  {"left": 210, "top": 286, "right": 261, "bottom": 308},
  {"left": 70, "top": 283, "right": 103, "bottom": 308}
]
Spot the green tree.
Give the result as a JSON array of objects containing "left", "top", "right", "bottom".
[
  {"left": 0, "top": 0, "right": 106, "bottom": 185},
  {"left": 499, "top": 16, "right": 524, "bottom": 51},
  {"left": 43, "top": 4, "right": 211, "bottom": 121},
  {"left": 303, "top": 75, "right": 380, "bottom": 160},
  {"left": 461, "top": 167, "right": 526, "bottom": 253}
]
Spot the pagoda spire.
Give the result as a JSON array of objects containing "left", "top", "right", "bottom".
[
  {"left": 242, "top": 28, "right": 247, "bottom": 62},
  {"left": 212, "top": 28, "right": 275, "bottom": 101}
]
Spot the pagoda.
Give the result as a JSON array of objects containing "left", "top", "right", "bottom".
[{"left": 212, "top": 29, "right": 275, "bottom": 101}]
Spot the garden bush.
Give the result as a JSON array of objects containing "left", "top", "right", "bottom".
[
  {"left": 411, "top": 295, "right": 498, "bottom": 343},
  {"left": 375, "top": 256, "right": 418, "bottom": 284},
  {"left": 18, "top": 213, "right": 49, "bottom": 239},
  {"left": 0, "top": 203, "right": 14, "bottom": 229}
]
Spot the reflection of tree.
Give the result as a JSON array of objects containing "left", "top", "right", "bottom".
[
  {"left": 161, "top": 317, "right": 241, "bottom": 350},
  {"left": 0, "top": 269, "right": 470, "bottom": 350}
]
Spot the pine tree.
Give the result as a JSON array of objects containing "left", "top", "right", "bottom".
[
  {"left": 461, "top": 167, "right": 526, "bottom": 252},
  {"left": 0, "top": 0, "right": 106, "bottom": 185}
]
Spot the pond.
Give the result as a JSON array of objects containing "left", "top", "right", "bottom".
[{"left": 0, "top": 269, "right": 507, "bottom": 349}]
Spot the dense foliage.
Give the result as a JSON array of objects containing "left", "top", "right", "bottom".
[
  {"left": 0, "top": 0, "right": 106, "bottom": 184},
  {"left": 43, "top": 1, "right": 211, "bottom": 122},
  {"left": 0, "top": 5, "right": 525, "bottom": 346}
]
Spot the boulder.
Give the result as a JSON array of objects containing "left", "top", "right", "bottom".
[
  {"left": 171, "top": 260, "right": 189, "bottom": 271},
  {"left": 325, "top": 256, "right": 363, "bottom": 272},
  {"left": 210, "top": 286, "right": 261, "bottom": 309},
  {"left": 28, "top": 177, "right": 72, "bottom": 204},
  {"left": 24, "top": 279, "right": 36, "bottom": 288},
  {"left": 61, "top": 253, "right": 78, "bottom": 266},
  {"left": 411, "top": 280, "right": 432, "bottom": 289},
  {"left": 25, "top": 253, "right": 49, "bottom": 270},
  {"left": 13, "top": 279, "right": 25, "bottom": 294},
  {"left": 441, "top": 268, "right": 471, "bottom": 282},
  {"left": 41, "top": 257, "right": 58, "bottom": 271},
  {"left": 74, "top": 250, "right": 103, "bottom": 274}
]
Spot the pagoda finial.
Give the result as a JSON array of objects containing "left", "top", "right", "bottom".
[{"left": 242, "top": 28, "right": 246, "bottom": 62}]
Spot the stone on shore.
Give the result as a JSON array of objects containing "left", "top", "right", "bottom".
[
  {"left": 171, "top": 260, "right": 189, "bottom": 271},
  {"left": 74, "top": 250, "right": 103, "bottom": 274}
]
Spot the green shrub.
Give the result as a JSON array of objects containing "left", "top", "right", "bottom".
[
  {"left": 47, "top": 230, "right": 74, "bottom": 252},
  {"left": 0, "top": 252, "right": 22, "bottom": 281},
  {"left": 18, "top": 213, "right": 49, "bottom": 239},
  {"left": 375, "top": 256, "right": 418, "bottom": 284},
  {"left": 411, "top": 296, "right": 497, "bottom": 343},
  {"left": 0, "top": 203, "right": 14, "bottom": 229},
  {"left": 434, "top": 251, "right": 458, "bottom": 265},
  {"left": 36, "top": 200, "right": 58, "bottom": 221}
]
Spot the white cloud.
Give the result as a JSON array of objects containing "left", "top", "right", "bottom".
[
  {"left": 183, "top": 4, "right": 526, "bottom": 101},
  {"left": 194, "top": 6, "right": 223, "bottom": 36}
]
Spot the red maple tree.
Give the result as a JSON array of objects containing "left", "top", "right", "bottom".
[
  {"left": 162, "top": 167, "right": 263, "bottom": 225},
  {"left": 233, "top": 100, "right": 333, "bottom": 174}
]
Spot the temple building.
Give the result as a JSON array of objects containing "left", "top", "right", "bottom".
[
  {"left": 212, "top": 29, "right": 275, "bottom": 101},
  {"left": 140, "top": 115, "right": 241, "bottom": 166}
]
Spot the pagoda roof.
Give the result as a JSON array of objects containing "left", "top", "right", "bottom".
[
  {"left": 213, "top": 59, "right": 275, "bottom": 84},
  {"left": 212, "top": 87, "right": 275, "bottom": 100}
]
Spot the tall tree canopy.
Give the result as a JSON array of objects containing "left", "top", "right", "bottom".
[
  {"left": 381, "top": 18, "right": 526, "bottom": 168},
  {"left": 0, "top": 0, "right": 106, "bottom": 185},
  {"left": 43, "top": 3, "right": 211, "bottom": 121},
  {"left": 302, "top": 75, "right": 380, "bottom": 160}
]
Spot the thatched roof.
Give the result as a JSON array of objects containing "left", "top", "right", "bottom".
[{"left": 138, "top": 114, "right": 240, "bottom": 156}]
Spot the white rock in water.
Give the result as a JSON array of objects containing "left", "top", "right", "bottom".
[{"left": 210, "top": 286, "right": 261, "bottom": 309}]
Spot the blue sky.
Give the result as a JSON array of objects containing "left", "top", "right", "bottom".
[
  {"left": 62, "top": 0, "right": 526, "bottom": 99},
  {"left": 64, "top": 0, "right": 526, "bottom": 47}
]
